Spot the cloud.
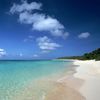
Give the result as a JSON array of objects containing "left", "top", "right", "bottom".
[
  {"left": 10, "top": 0, "right": 42, "bottom": 14},
  {"left": 10, "top": 0, "right": 69, "bottom": 38},
  {"left": 36, "top": 36, "right": 61, "bottom": 51},
  {"left": 78, "top": 32, "right": 90, "bottom": 39},
  {"left": 0, "top": 48, "right": 6, "bottom": 57}
]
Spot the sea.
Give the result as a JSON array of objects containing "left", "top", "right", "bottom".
[{"left": 0, "top": 60, "right": 73, "bottom": 100}]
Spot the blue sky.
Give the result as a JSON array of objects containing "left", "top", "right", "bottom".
[{"left": 0, "top": 0, "right": 100, "bottom": 59}]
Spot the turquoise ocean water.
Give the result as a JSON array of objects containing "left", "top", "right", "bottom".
[{"left": 0, "top": 60, "right": 72, "bottom": 100}]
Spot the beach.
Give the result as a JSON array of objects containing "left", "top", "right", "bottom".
[
  {"left": 12, "top": 60, "right": 85, "bottom": 100},
  {"left": 1, "top": 0, "right": 100, "bottom": 99},
  {"left": 0, "top": 60, "right": 100, "bottom": 100},
  {"left": 0, "top": 60, "right": 84, "bottom": 100},
  {"left": 74, "top": 60, "right": 100, "bottom": 100},
  {"left": 55, "top": 59, "right": 100, "bottom": 100}
]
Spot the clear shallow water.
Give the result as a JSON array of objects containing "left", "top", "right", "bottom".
[{"left": 0, "top": 60, "right": 72, "bottom": 100}]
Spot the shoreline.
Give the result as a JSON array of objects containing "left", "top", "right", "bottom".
[
  {"left": 4, "top": 59, "right": 100, "bottom": 100},
  {"left": 14, "top": 60, "right": 85, "bottom": 100},
  {"left": 57, "top": 59, "right": 100, "bottom": 100},
  {"left": 73, "top": 60, "right": 100, "bottom": 100}
]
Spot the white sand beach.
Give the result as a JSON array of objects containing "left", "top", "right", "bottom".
[
  {"left": 2, "top": 60, "right": 100, "bottom": 100},
  {"left": 74, "top": 60, "right": 100, "bottom": 100}
]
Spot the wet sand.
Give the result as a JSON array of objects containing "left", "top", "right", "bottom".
[
  {"left": 12, "top": 79, "right": 85, "bottom": 100},
  {"left": 45, "top": 82, "right": 85, "bottom": 100}
]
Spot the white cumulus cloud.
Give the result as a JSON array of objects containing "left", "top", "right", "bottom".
[
  {"left": 0, "top": 48, "right": 6, "bottom": 57},
  {"left": 10, "top": 0, "right": 69, "bottom": 38},
  {"left": 10, "top": 0, "right": 42, "bottom": 14},
  {"left": 36, "top": 36, "right": 61, "bottom": 51},
  {"left": 78, "top": 32, "right": 90, "bottom": 39}
]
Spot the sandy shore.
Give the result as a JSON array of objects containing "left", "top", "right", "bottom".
[
  {"left": 12, "top": 77, "right": 85, "bottom": 100},
  {"left": 10, "top": 60, "right": 100, "bottom": 100},
  {"left": 74, "top": 60, "right": 100, "bottom": 100},
  {"left": 12, "top": 60, "right": 85, "bottom": 100}
]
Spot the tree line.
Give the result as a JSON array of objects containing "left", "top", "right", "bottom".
[{"left": 58, "top": 48, "right": 100, "bottom": 60}]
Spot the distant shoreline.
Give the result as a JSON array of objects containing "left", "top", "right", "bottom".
[{"left": 57, "top": 48, "right": 100, "bottom": 61}]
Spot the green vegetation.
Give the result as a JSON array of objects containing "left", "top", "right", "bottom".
[{"left": 58, "top": 48, "right": 100, "bottom": 60}]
